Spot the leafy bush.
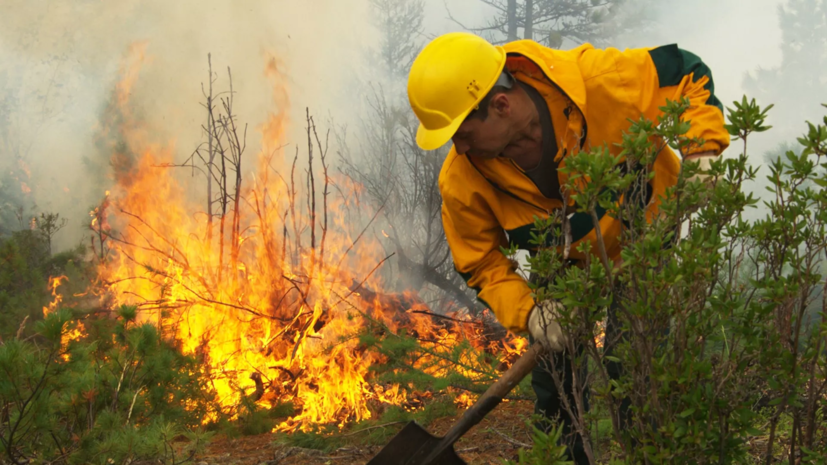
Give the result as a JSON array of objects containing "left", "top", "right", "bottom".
[{"left": 510, "top": 98, "right": 827, "bottom": 463}]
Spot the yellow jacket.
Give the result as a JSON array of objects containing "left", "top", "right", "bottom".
[{"left": 439, "top": 40, "right": 729, "bottom": 332}]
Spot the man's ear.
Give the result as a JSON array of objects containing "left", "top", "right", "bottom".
[{"left": 490, "top": 93, "right": 511, "bottom": 117}]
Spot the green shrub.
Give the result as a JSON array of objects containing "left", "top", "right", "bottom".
[
  {"left": 503, "top": 419, "right": 572, "bottom": 465},
  {"left": 0, "top": 306, "right": 216, "bottom": 464},
  {"left": 510, "top": 97, "right": 827, "bottom": 463},
  {"left": 0, "top": 230, "right": 90, "bottom": 341},
  {"left": 0, "top": 233, "right": 49, "bottom": 338}
]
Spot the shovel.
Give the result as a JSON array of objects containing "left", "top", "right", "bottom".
[{"left": 367, "top": 341, "right": 546, "bottom": 465}]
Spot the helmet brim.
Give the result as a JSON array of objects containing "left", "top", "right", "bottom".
[{"left": 415, "top": 106, "right": 471, "bottom": 151}]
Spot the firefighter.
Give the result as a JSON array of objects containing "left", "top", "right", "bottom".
[{"left": 406, "top": 32, "right": 728, "bottom": 463}]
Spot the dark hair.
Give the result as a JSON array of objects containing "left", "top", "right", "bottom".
[{"left": 466, "top": 70, "right": 515, "bottom": 121}]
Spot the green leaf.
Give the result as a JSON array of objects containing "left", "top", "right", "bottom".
[{"left": 679, "top": 408, "right": 696, "bottom": 418}]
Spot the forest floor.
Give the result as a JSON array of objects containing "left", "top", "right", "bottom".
[
  {"left": 195, "top": 400, "right": 549, "bottom": 465},
  {"left": 194, "top": 392, "right": 802, "bottom": 465},
  {"left": 193, "top": 400, "right": 790, "bottom": 464}
]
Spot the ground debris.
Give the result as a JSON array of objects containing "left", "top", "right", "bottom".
[
  {"left": 198, "top": 400, "right": 536, "bottom": 464},
  {"left": 272, "top": 446, "right": 325, "bottom": 463}
]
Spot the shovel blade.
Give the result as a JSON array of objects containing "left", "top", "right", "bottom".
[{"left": 366, "top": 421, "right": 466, "bottom": 465}]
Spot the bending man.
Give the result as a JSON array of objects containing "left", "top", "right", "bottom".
[{"left": 406, "top": 32, "right": 728, "bottom": 463}]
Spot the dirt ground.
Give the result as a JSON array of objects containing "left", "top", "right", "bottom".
[{"left": 196, "top": 400, "right": 538, "bottom": 465}]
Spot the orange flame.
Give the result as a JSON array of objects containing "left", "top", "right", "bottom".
[
  {"left": 43, "top": 276, "right": 85, "bottom": 359},
  {"left": 91, "top": 45, "right": 524, "bottom": 432},
  {"left": 594, "top": 319, "right": 606, "bottom": 349},
  {"left": 43, "top": 275, "right": 68, "bottom": 317},
  {"left": 453, "top": 391, "right": 476, "bottom": 410}
]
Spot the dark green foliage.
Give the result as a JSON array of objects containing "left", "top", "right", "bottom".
[
  {"left": 232, "top": 396, "right": 298, "bottom": 437},
  {"left": 506, "top": 96, "right": 827, "bottom": 462},
  {"left": 0, "top": 228, "right": 89, "bottom": 341},
  {"left": 0, "top": 307, "right": 216, "bottom": 464},
  {"left": 0, "top": 232, "right": 49, "bottom": 338},
  {"left": 385, "top": 398, "right": 458, "bottom": 427},
  {"left": 361, "top": 326, "right": 534, "bottom": 400}
]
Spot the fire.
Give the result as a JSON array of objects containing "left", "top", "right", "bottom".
[
  {"left": 90, "top": 45, "right": 526, "bottom": 432},
  {"left": 43, "top": 276, "right": 86, "bottom": 359},
  {"left": 453, "top": 391, "right": 476, "bottom": 410},
  {"left": 501, "top": 331, "right": 529, "bottom": 357},
  {"left": 594, "top": 319, "right": 605, "bottom": 349},
  {"left": 43, "top": 275, "right": 69, "bottom": 317}
]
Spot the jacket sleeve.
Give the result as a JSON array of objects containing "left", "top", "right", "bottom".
[
  {"left": 589, "top": 44, "right": 730, "bottom": 156},
  {"left": 440, "top": 160, "right": 535, "bottom": 333}
]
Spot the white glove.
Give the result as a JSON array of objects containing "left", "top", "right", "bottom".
[
  {"left": 684, "top": 152, "right": 718, "bottom": 185},
  {"left": 527, "top": 300, "right": 567, "bottom": 352}
]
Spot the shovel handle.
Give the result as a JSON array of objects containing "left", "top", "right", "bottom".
[
  {"left": 477, "top": 340, "right": 546, "bottom": 404},
  {"left": 431, "top": 341, "right": 548, "bottom": 455}
]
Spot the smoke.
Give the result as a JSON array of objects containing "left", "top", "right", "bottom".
[
  {"left": 424, "top": 0, "right": 791, "bottom": 155},
  {"left": 1, "top": 0, "right": 816, "bottom": 250},
  {"left": 612, "top": 0, "right": 786, "bottom": 145},
  {"left": 0, "top": 0, "right": 377, "bottom": 250},
  {"left": 423, "top": 0, "right": 812, "bottom": 211}
]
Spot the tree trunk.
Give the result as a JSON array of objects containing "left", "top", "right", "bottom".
[
  {"left": 524, "top": 0, "right": 534, "bottom": 40},
  {"left": 507, "top": 0, "right": 518, "bottom": 41}
]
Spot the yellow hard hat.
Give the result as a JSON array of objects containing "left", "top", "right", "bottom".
[{"left": 407, "top": 32, "right": 507, "bottom": 150}]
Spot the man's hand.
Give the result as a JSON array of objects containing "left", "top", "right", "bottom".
[
  {"left": 683, "top": 151, "right": 718, "bottom": 184},
  {"left": 527, "top": 300, "right": 567, "bottom": 352}
]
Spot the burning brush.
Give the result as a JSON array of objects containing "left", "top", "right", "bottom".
[{"left": 81, "top": 48, "right": 526, "bottom": 433}]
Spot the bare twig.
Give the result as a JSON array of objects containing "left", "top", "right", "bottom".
[
  {"left": 339, "top": 421, "right": 407, "bottom": 437},
  {"left": 487, "top": 427, "right": 531, "bottom": 448},
  {"left": 15, "top": 316, "right": 29, "bottom": 340}
]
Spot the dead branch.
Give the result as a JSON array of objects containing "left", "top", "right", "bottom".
[
  {"left": 333, "top": 197, "right": 389, "bottom": 275},
  {"left": 331, "top": 253, "right": 395, "bottom": 311},
  {"left": 306, "top": 109, "right": 317, "bottom": 273},
  {"left": 339, "top": 421, "right": 406, "bottom": 437},
  {"left": 487, "top": 427, "right": 531, "bottom": 448},
  {"left": 15, "top": 316, "right": 29, "bottom": 340}
]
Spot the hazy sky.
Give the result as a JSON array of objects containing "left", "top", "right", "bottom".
[
  {"left": 432, "top": 0, "right": 785, "bottom": 111},
  {"left": 0, "top": 0, "right": 793, "bottom": 248}
]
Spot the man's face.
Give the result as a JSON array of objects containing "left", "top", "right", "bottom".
[{"left": 451, "top": 95, "right": 512, "bottom": 159}]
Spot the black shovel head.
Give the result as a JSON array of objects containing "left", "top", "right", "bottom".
[{"left": 366, "top": 421, "right": 466, "bottom": 465}]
